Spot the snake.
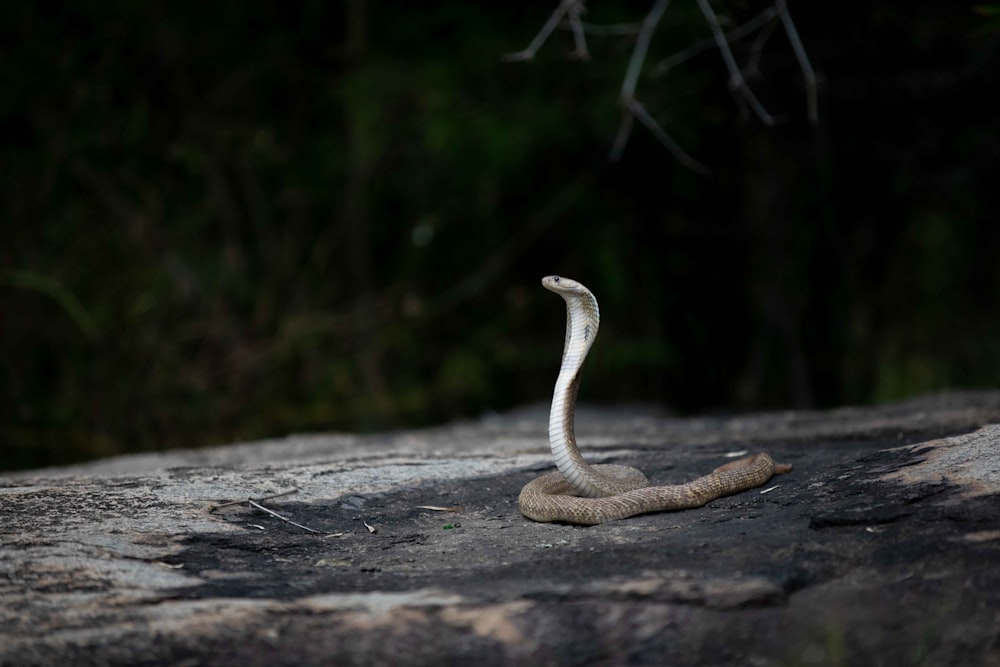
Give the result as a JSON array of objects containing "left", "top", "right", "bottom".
[{"left": 518, "top": 275, "right": 792, "bottom": 525}]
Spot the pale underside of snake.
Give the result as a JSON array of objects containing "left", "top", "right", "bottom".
[{"left": 518, "top": 276, "right": 792, "bottom": 525}]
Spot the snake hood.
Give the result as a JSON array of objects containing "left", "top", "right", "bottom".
[
  {"left": 542, "top": 276, "right": 599, "bottom": 320},
  {"left": 542, "top": 275, "right": 600, "bottom": 367}
]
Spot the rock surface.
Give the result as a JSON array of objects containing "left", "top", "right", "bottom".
[{"left": 3, "top": 391, "right": 1000, "bottom": 666}]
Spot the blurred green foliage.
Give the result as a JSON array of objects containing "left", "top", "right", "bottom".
[{"left": 2, "top": 2, "right": 998, "bottom": 470}]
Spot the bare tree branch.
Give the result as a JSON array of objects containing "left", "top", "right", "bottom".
[
  {"left": 621, "top": 0, "right": 671, "bottom": 99},
  {"left": 696, "top": 0, "right": 775, "bottom": 125},
  {"left": 608, "top": 107, "right": 635, "bottom": 162},
  {"left": 775, "top": 0, "right": 819, "bottom": 125},
  {"left": 743, "top": 11, "right": 780, "bottom": 78},
  {"left": 652, "top": 8, "right": 778, "bottom": 77},
  {"left": 624, "top": 98, "right": 709, "bottom": 174},
  {"left": 503, "top": 0, "right": 584, "bottom": 62},
  {"left": 508, "top": 0, "right": 818, "bottom": 169},
  {"left": 566, "top": 1, "right": 590, "bottom": 60},
  {"left": 612, "top": 0, "right": 699, "bottom": 166}
]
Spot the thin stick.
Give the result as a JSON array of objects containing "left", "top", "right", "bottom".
[
  {"left": 209, "top": 488, "right": 300, "bottom": 512},
  {"left": 608, "top": 108, "right": 635, "bottom": 162},
  {"left": 248, "top": 499, "right": 322, "bottom": 534},
  {"left": 611, "top": 0, "right": 674, "bottom": 163},
  {"left": 696, "top": 0, "right": 775, "bottom": 125},
  {"left": 503, "top": 0, "right": 581, "bottom": 62},
  {"left": 744, "top": 11, "right": 780, "bottom": 77},
  {"left": 775, "top": 0, "right": 818, "bottom": 125},
  {"left": 626, "top": 98, "right": 709, "bottom": 174},
  {"left": 653, "top": 8, "right": 777, "bottom": 76},
  {"left": 566, "top": 1, "right": 590, "bottom": 60},
  {"left": 621, "top": 0, "right": 671, "bottom": 98}
]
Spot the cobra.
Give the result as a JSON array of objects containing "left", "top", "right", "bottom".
[{"left": 518, "top": 275, "right": 791, "bottom": 525}]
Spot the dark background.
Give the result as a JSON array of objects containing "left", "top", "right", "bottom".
[{"left": 2, "top": 2, "right": 998, "bottom": 470}]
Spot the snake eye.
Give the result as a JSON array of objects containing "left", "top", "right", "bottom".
[{"left": 553, "top": 276, "right": 560, "bottom": 282}]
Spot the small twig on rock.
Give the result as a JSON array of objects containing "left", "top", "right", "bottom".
[
  {"left": 416, "top": 505, "right": 464, "bottom": 512},
  {"left": 248, "top": 499, "right": 321, "bottom": 534},
  {"left": 209, "top": 488, "right": 299, "bottom": 512}
]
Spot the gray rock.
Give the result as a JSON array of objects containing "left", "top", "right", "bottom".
[{"left": 3, "top": 390, "right": 1000, "bottom": 666}]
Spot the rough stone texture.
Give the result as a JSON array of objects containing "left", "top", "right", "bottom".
[{"left": 2, "top": 390, "right": 1000, "bottom": 666}]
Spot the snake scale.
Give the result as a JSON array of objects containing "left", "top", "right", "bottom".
[{"left": 519, "top": 276, "right": 791, "bottom": 525}]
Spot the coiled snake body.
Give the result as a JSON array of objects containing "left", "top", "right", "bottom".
[{"left": 518, "top": 276, "right": 791, "bottom": 525}]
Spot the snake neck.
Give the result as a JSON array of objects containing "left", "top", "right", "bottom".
[{"left": 549, "top": 294, "right": 614, "bottom": 498}]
